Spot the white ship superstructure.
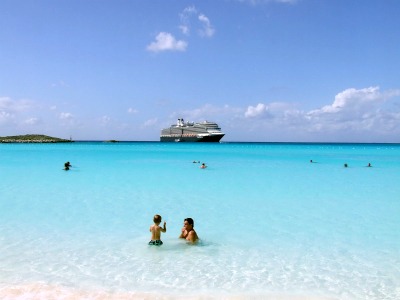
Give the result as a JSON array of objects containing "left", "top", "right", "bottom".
[{"left": 160, "top": 118, "right": 225, "bottom": 142}]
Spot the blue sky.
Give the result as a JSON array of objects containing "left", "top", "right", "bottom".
[{"left": 1, "top": 0, "right": 399, "bottom": 142}]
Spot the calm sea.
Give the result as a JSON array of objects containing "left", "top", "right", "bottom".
[{"left": 0, "top": 142, "right": 399, "bottom": 299}]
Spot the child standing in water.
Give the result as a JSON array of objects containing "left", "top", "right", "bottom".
[{"left": 149, "top": 214, "right": 166, "bottom": 246}]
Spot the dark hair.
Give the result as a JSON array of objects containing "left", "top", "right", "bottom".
[
  {"left": 184, "top": 217, "right": 194, "bottom": 226},
  {"left": 153, "top": 214, "right": 162, "bottom": 223}
]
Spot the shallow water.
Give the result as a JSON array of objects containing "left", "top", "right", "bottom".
[{"left": 1, "top": 142, "right": 399, "bottom": 299}]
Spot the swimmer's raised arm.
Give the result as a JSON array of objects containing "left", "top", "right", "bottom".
[
  {"left": 179, "top": 227, "right": 186, "bottom": 239},
  {"left": 161, "top": 221, "right": 167, "bottom": 233}
]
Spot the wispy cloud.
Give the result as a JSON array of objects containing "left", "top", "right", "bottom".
[
  {"left": 51, "top": 80, "right": 69, "bottom": 88},
  {"left": 302, "top": 87, "right": 400, "bottom": 134},
  {"left": 147, "top": 6, "right": 215, "bottom": 53},
  {"left": 100, "top": 115, "right": 111, "bottom": 125},
  {"left": 241, "top": 86, "right": 400, "bottom": 140},
  {"left": 179, "top": 6, "right": 215, "bottom": 38},
  {"left": 24, "top": 117, "right": 41, "bottom": 125},
  {"left": 0, "top": 97, "right": 35, "bottom": 126},
  {"left": 0, "top": 96, "right": 34, "bottom": 112},
  {"left": 198, "top": 14, "right": 215, "bottom": 37},
  {"left": 59, "top": 112, "right": 74, "bottom": 120},
  {"left": 146, "top": 32, "right": 188, "bottom": 53},
  {"left": 170, "top": 86, "right": 400, "bottom": 141},
  {"left": 0, "top": 110, "right": 14, "bottom": 124},
  {"left": 58, "top": 112, "right": 79, "bottom": 127},
  {"left": 127, "top": 107, "right": 138, "bottom": 114},
  {"left": 2, "top": 86, "right": 399, "bottom": 142},
  {"left": 308, "top": 86, "right": 399, "bottom": 115},
  {"left": 179, "top": 5, "right": 198, "bottom": 35}
]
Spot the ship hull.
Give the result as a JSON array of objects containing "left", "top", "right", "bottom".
[{"left": 160, "top": 134, "right": 224, "bottom": 142}]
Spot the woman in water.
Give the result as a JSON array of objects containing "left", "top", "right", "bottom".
[{"left": 179, "top": 218, "right": 199, "bottom": 243}]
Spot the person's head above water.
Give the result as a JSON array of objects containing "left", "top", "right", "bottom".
[
  {"left": 180, "top": 217, "right": 198, "bottom": 242},
  {"left": 153, "top": 214, "right": 162, "bottom": 224},
  {"left": 184, "top": 217, "right": 194, "bottom": 227}
]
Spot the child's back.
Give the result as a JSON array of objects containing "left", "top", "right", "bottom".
[{"left": 149, "top": 214, "right": 166, "bottom": 246}]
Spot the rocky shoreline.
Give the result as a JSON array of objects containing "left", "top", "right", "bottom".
[{"left": 0, "top": 134, "right": 72, "bottom": 143}]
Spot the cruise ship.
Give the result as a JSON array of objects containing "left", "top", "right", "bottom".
[{"left": 160, "top": 118, "right": 225, "bottom": 142}]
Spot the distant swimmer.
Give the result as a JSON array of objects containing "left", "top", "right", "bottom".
[
  {"left": 367, "top": 163, "right": 372, "bottom": 167},
  {"left": 64, "top": 161, "right": 71, "bottom": 170},
  {"left": 200, "top": 163, "right": 207, "bottom": 169},
  {"left": 344, "top": 163, "right": 348, "bottom": 168}
]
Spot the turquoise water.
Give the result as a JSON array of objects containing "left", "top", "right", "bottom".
[{"left": 0, "top": 142, "right": 399, "bottom": 299}]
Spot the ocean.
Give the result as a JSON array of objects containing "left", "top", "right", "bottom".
[{"left": 0, "top": 142, "right": 399, "bottom": 299}]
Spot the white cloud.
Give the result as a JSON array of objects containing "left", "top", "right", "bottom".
[
  {"left": 0, "top": 97, "right": 12, "bottom": 109},
  {"left": 24, "top": 117, "right": 40, "bottom": 125},
  {"left": 198, "top": 14, "right": 215, "bottom": 37},
  {"left": 309, "top": 86, "right": 400, "bottom": 115},
  {"left": 2, "top": 86, "right": 399, "bottom": 142},
  {"left": 240, "top": 86, "right": 400, "bottom": 141},
  {"left": 128, "top": 107, "right": 138, "bottom": 114},
  {"left": 179, "top": 6, "right": 198, "bottom": 35},
  {"left": 178, "top": 6, "right": 215, "bottom": 38},
  {"left": 147, "top": 7, "right": 214, "bottom": 53},
  {"left": 181, "top": 5, "right": 198, "bottom": 16},
  {"left": 0, "top": 111, "right": 14, "bottom": 124},
  {"left": 0, "top": 96, "right": 33, "bottom": 112},
  {"left": 100, "top": 115, "right": 111, "bottom": 125},
  {"left": 179, "top": 25, "right": 190, "bottom": 35},
  {"left": 59, "top": 112, "right": 74, "bottom": 120},
  {"left": 303, "top": 87, "right": 400, "bottom": 135},
  {"left": 51, "top": 80, "right": 69, "bottom": 88},
  {"left": 245, "top": 103, "right": 268, "bottom": 118},
  {"left": 0, "top": 97, "right": 35, "bottom": 126},
  {"left": 58, "top": 112, "right": 80, "bottom": 127},
  {"left": 147, "top": 32, "right": 187, "bottom": 53}
]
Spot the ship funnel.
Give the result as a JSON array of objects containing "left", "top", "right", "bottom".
[{"left": 177, "top": 118, "right": 185, "bottom": 126}]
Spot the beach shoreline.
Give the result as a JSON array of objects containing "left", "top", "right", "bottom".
[{"left": 0, "top": 283, "right": 338, "bottom": 300}]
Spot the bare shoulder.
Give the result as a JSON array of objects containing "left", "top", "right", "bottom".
[{"left": 188, "top": 230, "right": 199, "bottom": 242}]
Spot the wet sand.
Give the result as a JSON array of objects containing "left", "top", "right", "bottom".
[{"left": 0, "top": 283, "right": 338, "bottom": 300}]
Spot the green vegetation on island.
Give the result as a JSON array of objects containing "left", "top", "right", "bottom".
[
  {"left": 104, "top": 140, "right": 119, "bottom": 143},
  {"left": 0, "top": 134, "right": 72, "bottom": 143}
]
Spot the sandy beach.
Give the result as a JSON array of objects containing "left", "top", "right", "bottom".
[{"left": 0, "top": 283, "right": 338, "bottom": 300}]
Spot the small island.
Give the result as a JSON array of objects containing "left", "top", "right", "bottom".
[
  {"left": 104, "top": 140, "right": 119, "bottom": 143},
  {"left": 0, "top": 134, "right": 73, "bottom": 143}
]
